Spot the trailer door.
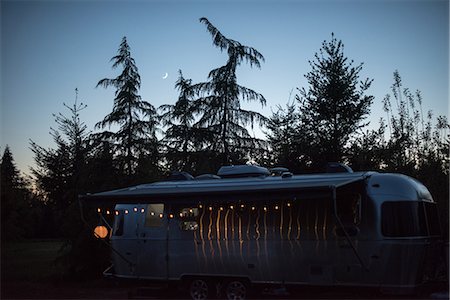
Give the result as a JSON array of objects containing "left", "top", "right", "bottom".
[{"left": 137, "top": 203, "right": 168, "bottom": 279}]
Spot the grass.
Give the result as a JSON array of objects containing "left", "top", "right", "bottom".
[{"left": 1, "top": 239, "right": 66, "bottom": 282}]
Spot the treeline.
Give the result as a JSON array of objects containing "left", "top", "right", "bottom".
[{"left": 1, "top": 19, "right": 448, "bottom": 277}]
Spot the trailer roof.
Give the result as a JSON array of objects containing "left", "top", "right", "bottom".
[{"left": 80, "top": 172, "right": 373, "bottom": 206}]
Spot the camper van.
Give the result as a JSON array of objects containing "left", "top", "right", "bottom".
[{"left": 79, "top": 165, "right": 442, "bottom": 299}]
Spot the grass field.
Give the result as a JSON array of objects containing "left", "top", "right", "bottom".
[
  {"left": 2, "top": 239, "right": 66, "bottom": 282},
  {"left": 1, "top": 239, "right": 128, "bottom": 299}
]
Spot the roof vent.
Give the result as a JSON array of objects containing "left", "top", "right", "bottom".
[
  {"left": 270, "top": 167, "right": 290, "bottom": 176},
  {"left": 218, "top": 165, "right": 270, "bottom": 178},
  {"left": 166, "top": 171, "right": 194, "bottom": 181},
  {"left": 195, "top": 174, "right": 221, "bottom": 180},
  {"left": 326, "top": 162, "right": 353, "bottom": 173}
]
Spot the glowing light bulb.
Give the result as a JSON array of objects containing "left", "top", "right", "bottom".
[
  {"left": 133, "top": 207, "right": 138, "bottom": 212},
  {"left": 251, "top": 206, "right": 256, "bottom": 211},
  {"left": 240, "top": 204, "right": 245, "bottom": 208},
  {"left": 106, "top": 210, "right": 110, "bottom": 215},
  {"left": 275, "top": 205, "right": 279, "bottom": 210},
  {"left": 150, "top": 212, "right": 155, "bottom": 216},
  {"left": 159, "top": 213, "right": 163, "bottom": 218},
  {"left": 264, "top": 207, "right": 267, "bottom": 212},
  {"left": 220, "top": 207, "right": 224, "bottom": 211},
  {"left": 287, "top": 203, "right": 291, "bottom": 207},
  {"left": 209, "top": 206, "right": 213, "bottom": 211},
  {"left": 199, "top": 204, "right": 203, "bottom": 209},
  {"left": 179, "top": 212, "right": 183, "bottom": 217},
  {"left": 169, "top": 214, "right": 174, "bottom": 219},
  {"left": 141, "top": 208, "right": 145, "bottom": 213},
  {"left": 97, "top": 208, "right": 101, "bottom": 213},
  {"left": 230, "top": 205, "right": 234, "bottom": 209},
  {"left": 125, "top": 210, "right": 129, "bottom": 214},
  {"left": 115, "top": 210, "right": 119, "bottom": 216}
]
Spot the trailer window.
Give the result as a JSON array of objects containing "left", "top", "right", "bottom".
[
  {"left": 382, "top": 201, "right": 427, "bottom": 237},
  {"left": 178, "top": 207, "right": 199, "bottom": 231},
  {"left": 336, "top": 193, "right": 361, "bottom": 226},
  {"left": 424, "top": 202, "right": 441, "bottom": 236},
  {"left": 145, "top": 204, "right": 164, "bottom": 227},
  {"left": 113, "top": 211, "right": 124, "bottom": 236}
]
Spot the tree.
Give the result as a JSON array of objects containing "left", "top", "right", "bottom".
[
  {"left": 30, "top": 89, "right": 89, "bottom": 236},
  {"left": 195, "top": 18, "right": 268, "bottom": 165},
  {"left": 0, "top": 146, "right": 31, "bottom": 240},
  {"left": 159, "top": 70, "right": 210, "bottom": 173},
  {"left": 95, "top": 37, "right": 159, "bottom": 178},
  {"left": 265, "top": 101, "right": 303, "bottom": 172},
  {"left": 296, "top": 33, "right": 373, "bottom": 166}
]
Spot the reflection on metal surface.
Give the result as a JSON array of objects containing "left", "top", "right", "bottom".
[
  {"left": 216, "top": 208, "right": 221, "bottom": 240},
  {"left": 280, "top": 202, "right": 284, "bottom": 239},
  {"left": 199, "top": 206, "right": 205, "bottom": 241},
  {"left": 224, "top": 209, "right": 230, "bottom": 240},
  {"left": 208, "top": 208, "right": 213, "bottom": 240},
  {"left": 255, "top": 208, "right": 261, "bottom": 240},
  {"left": 288, "top": 204, "right": 293, "bottom": 240},
  {"left": 314, "top": 203, "right": 319, "bottom": 240},
  {"left": 323, "top": 206, "right": 328, "bottom": 240}
]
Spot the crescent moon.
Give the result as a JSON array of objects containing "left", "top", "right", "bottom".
[{"left": 162, "top": 73, "right": 168, "bottom": 79}]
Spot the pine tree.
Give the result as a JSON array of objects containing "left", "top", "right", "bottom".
[
  {"left": 296, "top": 34, "right": 373, "bottom": 166},
  {"left": 1, "top": 146, "right": 31, "bottom": 240},
  {"left": 159, "top": 70, "right": 211, "bottom": 173},
  {"left": 266, "top": 102, "right": 302, "bottom": 172},
  {"left": 95, "top": 37, "right": 159, "bottom": 177},
  {"left": 30, "top": 89, "right": 89, "bottom": 236},
  {"left": 196, "top": 18, "right": 268, "bottom": 165}
]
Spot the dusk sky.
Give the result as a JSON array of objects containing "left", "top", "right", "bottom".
[{"left": 1, "top": 0, "right": 448, "bottom": 175}]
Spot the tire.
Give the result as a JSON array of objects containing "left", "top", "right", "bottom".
[
  {"left": 225, "top": 280, "right": 247, "bottom": 300},
  {"left": 189, "top": 278, "right": 210, "bottom": 300}
]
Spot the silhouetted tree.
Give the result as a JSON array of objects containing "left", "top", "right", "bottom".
[
  {"left": 30, "top": 89, "right": 89, "bottom": 236},
  {"left": 0, "top": 146, "right": 32, "bottom": 240},
  {"left": 265, "top": 102, "right": 304, "bottom": 172},
  {"left": 95, "top": 37, "right": 159, "bottom": 178},
  {"left": 159, "top": 70, "right": 211, "bottom": 173},
  {"left": 296, "top": 33, "right": 373, "bottom": 166},
  {"left": 196, "top": 18, "right": 268, "bottom": 165}
]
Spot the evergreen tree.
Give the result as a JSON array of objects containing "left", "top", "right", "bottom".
[
  {"left": 95, "top": 37, "right": 159, "bottom": 178},
  {"left": 196, "top": 18, "right": 268, "bottom": 165},
  {"left": 159, "top": 70, "right": 214, "bottom": 173},
  {"left": 265, "top": 102, "right": 303, "bottom": 172},
  {"left": 296, "top": 34, "right": 373, "bottom": 166},
  {"left": 30, "top": 89, "right": 89, "bottom": 236},
  {"left": 0, "top": 146, "right": 31, "bottom": 240}
]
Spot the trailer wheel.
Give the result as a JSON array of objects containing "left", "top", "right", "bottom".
[
  {"left": 189, "top": 278, "right": 210, "bottom": 300},
  {"left": 225, "top": 280, "right": 247, "bottom": 300}
]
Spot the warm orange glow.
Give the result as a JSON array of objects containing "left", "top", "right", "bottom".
[
  {"left": 106, "top": 210, "right": 110, "bottom": 215},
  {"left": 287, "top": 202, "right": 291, "bottom": 207},
  {"left": 240, "top": 204, "right": 245, "bottom": 208},
  {"left": 115, "top": 210, "right": 119, "bottom": 216},
  {"left": 169, "top": 214, "right": 174, "bottom": 219},
  {"left": 209, "top": 206, "right": 213, "bottom": 211},
  {"left": 230, "top": 205, "right": 234, "bottom": 209},
  {"left": 159, "top": 213, "right": 163, "bottom": 218},
  {"left": 263, "top": 206, "right": 267, "bottom": 212},
  {"left": 97, "top": 208, "right": 101, "bottom": 213},
  {"left": 94, "top": 225, "right": 108, "bottom": 239},
  {"left": 275, "top": 205, "right": 279, "bottom": 210},
  {"left": 219, "top": 206, "right": 224, "bottom": 211}
]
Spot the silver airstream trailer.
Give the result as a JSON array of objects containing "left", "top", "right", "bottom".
[{"left": 79, "top": 165, "right": 442, "bottom": 299}]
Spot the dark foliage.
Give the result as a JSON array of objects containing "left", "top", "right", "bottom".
[
  {"left": 195, "top": 18, "right": 268, "bottom": 165},
  {"left": 95, "top": 37, "right": 160, "bottom": 180},
  {"left": 295, "top": 33, "right": 374, "bottom": 167}
]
